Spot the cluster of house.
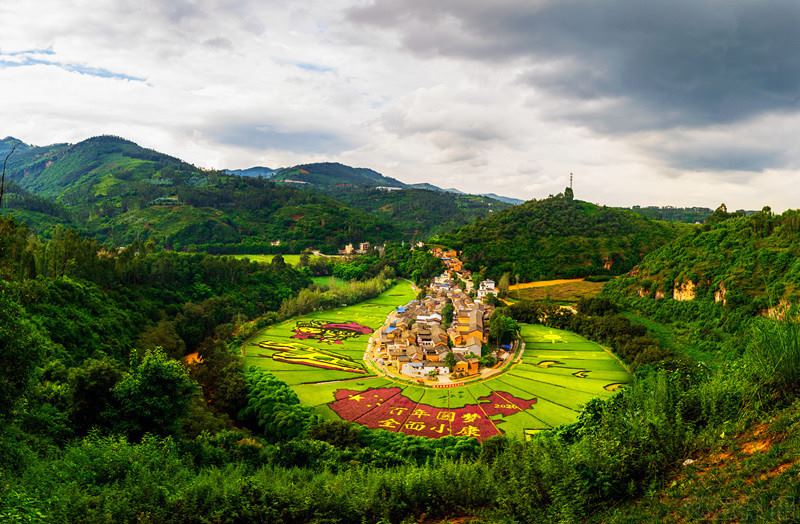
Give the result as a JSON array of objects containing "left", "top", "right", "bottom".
[
  {"left": 338, "top": 242, "right": 373, "bottom": 255},
  {"left": 430, "top": 247, "right": 465, "bottom": 275},
  {"left": 370, "top": 275, "right": 495, "bottom": 381}
]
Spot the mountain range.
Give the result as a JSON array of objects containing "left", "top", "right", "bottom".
[{"left": 0, "top": 135, "right": 512, "bottom": 250}]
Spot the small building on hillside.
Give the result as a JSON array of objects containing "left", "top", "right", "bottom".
[{"left": 477, "top": 280, "right": 497, "bottom": 300}]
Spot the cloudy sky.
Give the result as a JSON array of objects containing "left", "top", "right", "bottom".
[{"left": 2, "top": 0, "right": 800, "bottom": 209}]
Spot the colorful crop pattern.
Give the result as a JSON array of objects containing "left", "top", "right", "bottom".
[
  {"left": 328, "top": 387, "right": 536, "bottom": 441},
  {"left": 291, "top": 319, "right": 374, "bottom": 344},
  {"left": 257, "top": 340, "right": 366, "bottom": 374}
]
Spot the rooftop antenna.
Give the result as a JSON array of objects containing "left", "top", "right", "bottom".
[{"left": 0, "top": 143, "right": 19, "bottom": 209}]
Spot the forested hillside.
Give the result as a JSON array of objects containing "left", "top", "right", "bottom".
[
  {"left": 605, "top": 206, "right": 800, "bottom": 326},
  {"left": 329, "top": 186, "right": 510, "bottom": 238},
  {"left": 439, "top": 190, "right": 684, "bottom": 281},
  {"left": 269, "top": 162, "right": 513, "bottom": 238},
  {"left": 271, "top": 162, "right": 405, "bottom": 187},
  {"left": 1, "top": 213, "right": 798, "bottom": 522},
  {"left": 1, "top": 136, "right": 512, "bottom": 249}
]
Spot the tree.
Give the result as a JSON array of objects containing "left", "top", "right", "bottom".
[
  {"left": 137, "top": 320, "right": 186, "bottom": 359},
  {"left": 489, "top": 312, "right": 520, "bottom": 346},
  {"left": 498, "top": 272, "right": 510, "bottom": 297},
  {"left": 240, "top": 368, "right": 316, "bottom": 441},
  {"left": 271, "top": 254, "right": 287, "bottom": 269},
  {"left": 442, "top": 303, "right": 454, "bottom": 328},
  {"left": 0, "top": 291, "right": 47, "bottom": 417},
  {"left": 444, "top": 351, "right": 457, "bottom": 371},
  {"left": 69, "top": 357, "right": 123, "bottom": 434},
  {"left": 707, "top": 203, "right": 731, "bottom": 224},
  {"left": 113, "top": 348, "right": 197, "bottom": 438}
]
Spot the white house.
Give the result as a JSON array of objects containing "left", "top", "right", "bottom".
[
  {"left": 477, "top": 279, "right": 498, "bottom": 300},
  {"left": 401, "top": 361, "right": 449, "bottom": 378}
]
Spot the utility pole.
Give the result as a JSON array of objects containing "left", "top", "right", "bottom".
[
  {"left": 0, "top": 143, "right": 19, "bottom": 208},
  {"left": 570, "top": 172, "right": 573, "bottom": 190}
]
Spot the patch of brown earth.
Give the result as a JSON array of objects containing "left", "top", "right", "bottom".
[{"left": 741, "top": 439, "right": 771, "bottom": 455}]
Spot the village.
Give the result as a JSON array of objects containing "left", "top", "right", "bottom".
[{"left": 366, "top": 248, "right": 513, "bottom": 385}]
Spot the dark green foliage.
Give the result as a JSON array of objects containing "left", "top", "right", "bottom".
[
  {"left": 330, "top": 186, "right": 512, "bottom": 239},
  {"left": 240, "top": 369, "right": 316, "bottom": 441},
  {"left": 438, "top": 194, "right": 682, "bottom": 281},
  {"left": 488, "top": 311, "right": 520, "bottom": 345},
  {"left": 2, "top": 200, "right": 800, "bottom": 523},
  {"left": 112, "top": 348, "right": 197, "bottom": 438},
  {"left": 444, "top": 351, "right": 457, "bottom": 370},
  {"left": 271, "top": 161, "right": 406, "bottom": 187},
  {"left": 627, "top": 205, "right": 714, "bottom": 223},
  {"left": 68, "top": 357, "right": 123, "bottom": 434},
  {"left": 577, "top": 296, "right": 618, "bottom": 316},
  {"left": 442, "top": 302, "right": 454, "bottom": 328},
  {"left": 382, "top": 244, "right": 444, "bottom": 284},
  {"left": 0, "top": 290, "right": 47, "bottom": 417}
]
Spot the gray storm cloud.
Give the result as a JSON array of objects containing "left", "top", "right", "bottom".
[{"left": 348, "top": 0, "right": 800, "bottom": 173}]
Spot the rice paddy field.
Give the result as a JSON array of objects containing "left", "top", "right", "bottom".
[
  {"left": 231, "top": 254, "right": 343, "bottom": 266},
  {"left": 244, "top": 282, "right": 631, "bottom": 441}
]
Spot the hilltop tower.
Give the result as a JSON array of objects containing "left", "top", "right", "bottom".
[{"left": 565, "top": 173, "right": 574, "bottom": 201}]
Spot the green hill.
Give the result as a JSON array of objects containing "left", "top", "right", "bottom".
[
  {"left": 439, "top": 189, "right": 684, "bottom": 281},
  {"left": 2, "top": 135, "right": 515, "bottom": 250},
  {"left": 328, "top": 186, "right": 511, "bottom": 239},
  {"left": 271, "top": 162, "right": 405, "bottom": 188},
  {"left": 2, "top": 136, "right": 399, "bottom": 251},
  {"left": 605, "top": 206, "right": 800, "bottom": 316}
]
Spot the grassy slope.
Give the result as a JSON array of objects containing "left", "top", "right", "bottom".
[{"left": 598, "top": 402, "right": 800, "bottom": 523}]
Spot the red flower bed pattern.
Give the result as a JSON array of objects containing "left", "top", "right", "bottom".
[
  {"left": 291, "top": 319, "right": 374, "bottom": 344},
  {"left": 328, "top": 387, "right": 537, "bottom": 441}
]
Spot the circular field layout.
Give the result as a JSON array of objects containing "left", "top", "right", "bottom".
[{"left": 244, "top": 281, "right": 631, "bottom": 441}]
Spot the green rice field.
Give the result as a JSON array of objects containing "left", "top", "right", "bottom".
[
  {"left": 232, "top": 254, "right": 343, "bottom": 266},
  {"left": 244, "top": 282, "right": 631, "bottom": 440}
]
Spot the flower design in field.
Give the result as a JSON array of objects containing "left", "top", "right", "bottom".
[
  {"left": 257, "top": 340, "right": 366, "bottom": 374},
  {"left": 291, "top": 319, "right": 374, "bottom": 344},
  {"left": 328, "top": 387, "right": 538, "bottom": 441}
]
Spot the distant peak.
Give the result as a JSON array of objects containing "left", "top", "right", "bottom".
[{"left": 80, "top": 135, "right": 137, "bottom": 146}]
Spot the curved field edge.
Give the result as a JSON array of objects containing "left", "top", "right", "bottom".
[{"left": 244, "top": 282, "right": 631, "bottom": 439}]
